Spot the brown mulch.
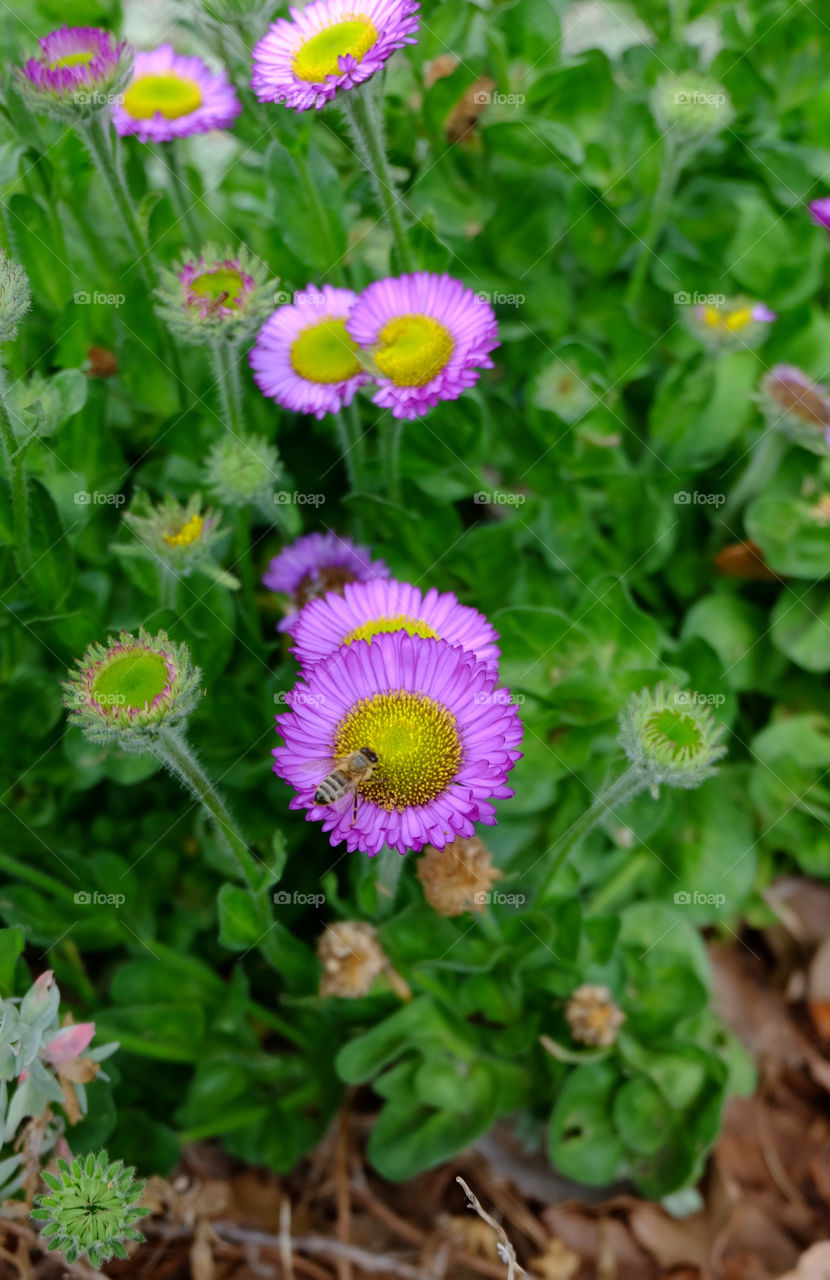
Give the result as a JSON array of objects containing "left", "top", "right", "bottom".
[{"left": 5, "top": 876, "right": 830, "bottom": 1280}]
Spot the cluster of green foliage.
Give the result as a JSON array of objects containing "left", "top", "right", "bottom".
[{"left": 1, "top": 0, "right": 829, "bottom": 1198}]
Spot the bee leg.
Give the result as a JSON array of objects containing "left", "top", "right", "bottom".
[{"left": 352, "top": 792, "right": 358, "bottom": 826}]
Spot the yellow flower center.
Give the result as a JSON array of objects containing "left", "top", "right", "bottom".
[
  {"left": 122, "top": 73, "right": 203, "bottom": 120},
  {"left": 701, "top": 305, "right": 752, "bottom": 333},
  {"left": 334, "top": 690, "right": 462, "bottom": 810},
  {"left": 293, "top": 16, "right": 379, "bottom": 82},
  {"left": 374, "top": 314, "right": 455, "bottom": 387},
  {"left": 163, "top": 514, "right": 204, "bottom": 547},
  {"left": 190, "top": 267, "right": 246, "bottom": 311},
  {"left": 49, "top": 51, "right": 95, "bottom": 69},
  {"left": 342, "top": 614, "right": 439, "bottom": 645},
  {"left": 92, "top": 651, "right": 170, "bottom": 711},
  {"left": 290, "top": 317, "right": 363, "bottom": 384}
]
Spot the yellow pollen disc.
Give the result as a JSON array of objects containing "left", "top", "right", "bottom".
[
  {"left": 49, "top": 51, "right": 95, "bottom": 69},
  {"left": 374, "top": 314, "right": 455, "bottom": 387},
  {"left": 701, "top": 305, "right": 752, "bottom": 332},
  {"left": 335, "top": 690, "right": 462, "bottom": 810},
  {"left": 293, "top": 16, "right": 379, "bottom": 83},
  {"left": 290, "top": 317, "right": 363, "bottom": 384},
  {"left": 342, "top": 614, "right": 439, "bottom": 645},
  {"left": 122, "top": 73, "right": 203, "bottom": 120},
  {"left": 190, "top": 267, "right": 245, "bottom": 310},
  {"left": 163, "top": 514, "right": 204, "bottom": 547}
]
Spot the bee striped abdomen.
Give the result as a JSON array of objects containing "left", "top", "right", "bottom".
[{"left": 315, "top": 770, "right": 350, "bottom": 804}]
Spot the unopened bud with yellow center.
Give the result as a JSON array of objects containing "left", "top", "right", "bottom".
[
  {"left": 417, "top": 835, "right": 503, "bottom": 916},
  {"left": 618, "top": 682, "right": 727, "bottom": 797},
  {"left": 121, "top": 493, "right": 236, "bottom": 586},
  {"left": 565, "top": 984, "right": 625, "bottom": 1048}
]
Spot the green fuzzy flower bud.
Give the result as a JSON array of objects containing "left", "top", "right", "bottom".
[
  {"left": 650, "top": 72, "right": 733, "bottom": 138},
  {"left": 62, "top": 627, "right": 202, "bottom": 751},
  {"left": 203, "top": 431, "right": 281, "bottom": 510},
  {"left": 16, "top": 27, "right": 134, "bottom": 125},
  {"left": 0, "top": 251, "right": 31, "bottom": 342},
  {"left": 618, "top": 683, "right": 727, "bottom": 796},
  {"left": 32, "top": 1150, "right": 151, "bottom": 1268},
  {"left": 122, "top": 492, "right": 236, "bottom": 585},
  {"left": 155, "top": 244, "right": 277, "bottom": 347}
]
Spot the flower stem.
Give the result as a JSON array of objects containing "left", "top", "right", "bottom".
[
  {"left": 625, "top": 137, "right": 683, "bottom": 312},
  {"left": 234, "top": 505, "right": 262, "bottom": 646},
  {"left": 341, "top": 89, "right": 415, "bottom": 273},
  {"left": 209, "top": 339, "right": 244, "bottom": 433},
  {"left": 380, "top": 417, "right": 404, "bottom": 500},
  {"left": 78, "top": 115, "right": 155, "bottom": 293},
  {"left": 164, "top": 142, "right": 202, "bottom": 246},
  {"left": 541, "top": 764, "right": 645, "bottom": 897},
  {"left": 374, "top": 845, "right": 404, "bottom": 916},
  {"left": 0, "top": 367, "right": 31, "bottom": 574},
  {"left": 153, "top": 726, "right": 261, "bottom": 892},
  {"left": 720, "top": 429, "right": 787, "bottom": 526}
]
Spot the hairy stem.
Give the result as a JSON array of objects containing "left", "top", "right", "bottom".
[
  {"left": 341, "top": 89, "right": 414, "bottom": 273},
  {"left": 542, "top": 764, "right": 645, "bottom": 895}
]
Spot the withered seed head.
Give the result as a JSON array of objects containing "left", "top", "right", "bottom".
[
  {"left": 565, "top": 984, "right": 625, "bottom": 1048},
  {"left": 416, "top": 835, "right": 503, "bottom": 916},
  {"left": 317, "top": 921, "right": 387, "bottom": 998}
]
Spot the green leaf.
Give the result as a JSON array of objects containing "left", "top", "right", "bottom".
[
  {"left": 549, "top": 1063, "right": 624, "bottom": 1186},
  {"left": 217, "top": 884, "right": 265, "bottom": 951},
  {"left": 0, "top": 926, "right": 24, "bottom": 996},
  {"left": 24, "top": 479, "right": 75, "bottom": 608},
  {"left": 613, "top": 1076, "right": 671, "bottom": 1155}
]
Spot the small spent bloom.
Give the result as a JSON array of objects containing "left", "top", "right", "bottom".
[
  {"left": 263, "top": 531, "right": 389, "bottom": 633},
  {"left": 759, "top": 364, "right": 830, "bottom": 455},
  {"left": 251, "top": 0, "right": 421, "bottom": 112},
  {"left": 273, "top": 632, "right": 522, "bottom": 856},
  {"left": 687, "top": 297, "right": 776, "bottom": 351},
  {"left": 565, "top": 984, "right": 625, "bottom": 1048},
  {"left": 618, "top": 683, "right": 726, "bottom": 797},
  {"left": 346, "top": 272, "right": 499, "bottom": 420},
  {"left": 250, "top": 284, "right": 369, "bottom": 419},
  {"left": 0, "top": 251, "right": 31, "bottom": 342},
  {"left": 531, "top": 356, "right": 602, "bottom": 423},
  {"left": 155, "top": 245, "right": 276, "bottom": 346},
  {"left": 124, "top": 493, "right": 223, "bottom": 578},
  {"left": 650, "top": 71, "right": 733, "bottom": 138},
  {"left": 317, "top": 920, "right": 386, "bottom": 996},
  {"left": 809, "top": 197, "right": 830, "bottom": 230},
  {"left": 17, "top": 26, "right": 133, "bottom": 121},
  {"left": 290, "top": 577, "right": 500, "bottom": 676},
  {"left": 32, "top": 1151, "right": 151, "bottom": 1268},
  {"left": 204, "top": 431, "right": 281, "bottom": 509},
  {"left": 113, "top": 45, "right": 241, "bottom": 142},
  {"left": 62, "top": 627, "right": 202, "bottom": 749},
  {"left": 417, "top": 834, "right": 503, "bottom": 916}
]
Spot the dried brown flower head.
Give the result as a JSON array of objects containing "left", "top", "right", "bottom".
[
  {"left": 565, "top": 984, "right": 625, "bottom": 1048},
  {"left": 416, "top": 835, "right": 503, "bottom": 916},
  {"left": 317, "top": 921, "right": 387, "bottom": 998}
]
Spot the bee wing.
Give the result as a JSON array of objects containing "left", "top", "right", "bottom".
[{"left": 295, "top": 755, "right": 339, "bottom": 783}]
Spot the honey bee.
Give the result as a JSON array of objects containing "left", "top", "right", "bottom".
[{"left": 314, "top": 747, "right": 378, "bottom": 823}]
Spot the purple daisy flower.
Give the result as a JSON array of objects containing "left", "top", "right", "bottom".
[
  {"left": 760, "top": 364, "right": 830, "bottom": 455},
  {"left": 113, "top": 45, "right": 241, "bottom": 142},
  {"left": 346, "top": 272, "right": 499, "bottom": 420},
  {"left": 17, "top": 26, "right": 133, "bottom": 119},
  {"left": 290, "top": 577, "right": 500, "bottom": 677},
  {"left": 273, "top": 632, "right": 523, "bottom": 856},
  {"left": 809, "top": 197, "right": 830, "bottom": 230},
  {"left": 250, "top": 284, "right": 370, "bottom": 419},
  {"left": 263, "top": 531, "right": 390, "bottom": 633},
  {"left": 251, "top": 0, "right": 420, "bottom": 112}
]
